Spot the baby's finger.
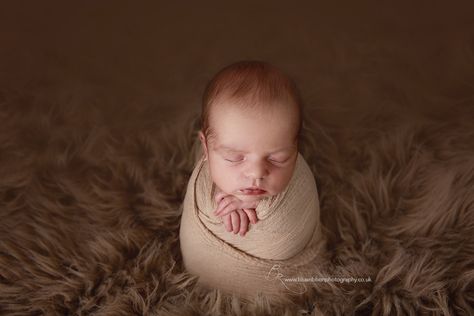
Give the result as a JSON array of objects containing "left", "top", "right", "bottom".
[
  {"left": 243, "top": 208, "right": 258, "bottom": 224},
  {"left": 215, "top": 200, "right": 239, "bottom": 217},
  {"left": 231, "top": 212, "right": 240, "bottom": 234},
  {"left": 214, "top": 191, "right": 227, "bottom": 204},
  {"left": 237, "top": 209, "right": 249, "bottom": 236},
  {"left": 214, "top": 196, "right": 234, "bottom": 215},
  {"left": 223, "top": 213, "right": 233, "bottom": 232}
]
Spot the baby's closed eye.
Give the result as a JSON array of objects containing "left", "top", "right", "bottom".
[
  {"left": 224, "top": 155, "right": 244, "bottom": 162},
  {"left": 268, "top": 156, "right": 290, "bottom": 164},
  {"left": 222, "top": 155, "right": 291, "bottom": 164}
]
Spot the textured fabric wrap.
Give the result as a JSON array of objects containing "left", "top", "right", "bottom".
[{"left": 179, "top": 153, "right": 325, "bottom": 300}]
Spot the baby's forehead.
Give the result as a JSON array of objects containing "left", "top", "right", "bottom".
[
  {"left": 212, "top": 110, "right": 297, "bottom": 142},
  {"left": 211, "top": 99, "right": 297, "bottom": 119}
]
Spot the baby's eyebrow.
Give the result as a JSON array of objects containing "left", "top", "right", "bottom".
[
  {"left": 217, "top": 146, "right": 246, "bottom": 153},
  {"left": 216, "top": 144, "right": 296, "bottom": 154}
]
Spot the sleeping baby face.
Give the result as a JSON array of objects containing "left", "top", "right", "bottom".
[{"left": 199, "top": 100, "right": 299, "bottom": 203}]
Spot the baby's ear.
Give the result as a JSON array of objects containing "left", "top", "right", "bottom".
[
  {"left": 198, "top": 130, "right": 205, "bottom": 143},
  {"left": 198, "top": 131, "right": 208, "bottom": 160}
]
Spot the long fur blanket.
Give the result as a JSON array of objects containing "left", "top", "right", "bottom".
[{"left": 0, "top": 90, "right": 473, "bottom": 315}]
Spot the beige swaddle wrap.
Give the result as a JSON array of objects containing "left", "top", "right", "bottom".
[{"left": 179, "top": 153, "right": 325, "bottom": 300}]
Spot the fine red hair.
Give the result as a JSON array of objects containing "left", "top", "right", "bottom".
[{"left": 201, "top": 60, "right": 303, "bottom": 143}]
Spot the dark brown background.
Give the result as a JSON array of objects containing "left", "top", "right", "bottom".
[
  {"left": 1, "top": 2, "right": 473, "bottom": 129},
  {"left": 1, "top": 3, "right": 474, "bottom": 314}
]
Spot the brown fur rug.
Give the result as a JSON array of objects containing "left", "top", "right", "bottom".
[{"left": 0, "top": 89, "right": 473, "bottom": 315}]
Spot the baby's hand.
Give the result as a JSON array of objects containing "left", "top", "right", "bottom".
[
  {"left": 213, "top": 192, "right": 259, "bottom": 236},
  {"left": 213, "top": 192, "right": 259, "bottom": 217},
  {"left": 221, "top": 209, "right": 256, "bottom": 236}
]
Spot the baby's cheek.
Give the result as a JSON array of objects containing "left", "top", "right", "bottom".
[
  {"left": 272, "top": 171, "right": 293, "bottom": 193},
  {"left": 214, "top": 165, "right": 240, "bottom": 190}
]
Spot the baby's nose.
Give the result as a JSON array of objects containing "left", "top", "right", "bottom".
[{"left": 245, "top": 163, "right": 268, "bottom": 180}]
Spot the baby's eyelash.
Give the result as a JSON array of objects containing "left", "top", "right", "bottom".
[
  {"left": 224, "top": 158, "right": 244, "bottom": 163},
  {"left": 269, "top": 155, "right": 292, "bottom": 163},
  {"left": 269, "top": 159, "right": 283, "bottom": 163},
  {"left": 269, "top": 159, "right": 290, "bottom": 165},
  {"left": 223, "top": 156, "right": 291, "bottom": 164}
]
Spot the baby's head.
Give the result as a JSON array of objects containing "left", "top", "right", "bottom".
[{"left": 199, "top": 60, "right": 303, "bottom": 202}]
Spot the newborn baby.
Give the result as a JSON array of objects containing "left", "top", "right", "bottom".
[
  {"left": 179, "top": 60, "right": 323, "bottom": 298},
  {"left": 198, "top": 74, "right": 301, "bottom": 238}
]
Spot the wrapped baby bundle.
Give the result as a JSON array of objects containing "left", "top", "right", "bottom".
[{"left": 179, "top": 153, "right": 325, "bottom": 300}]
